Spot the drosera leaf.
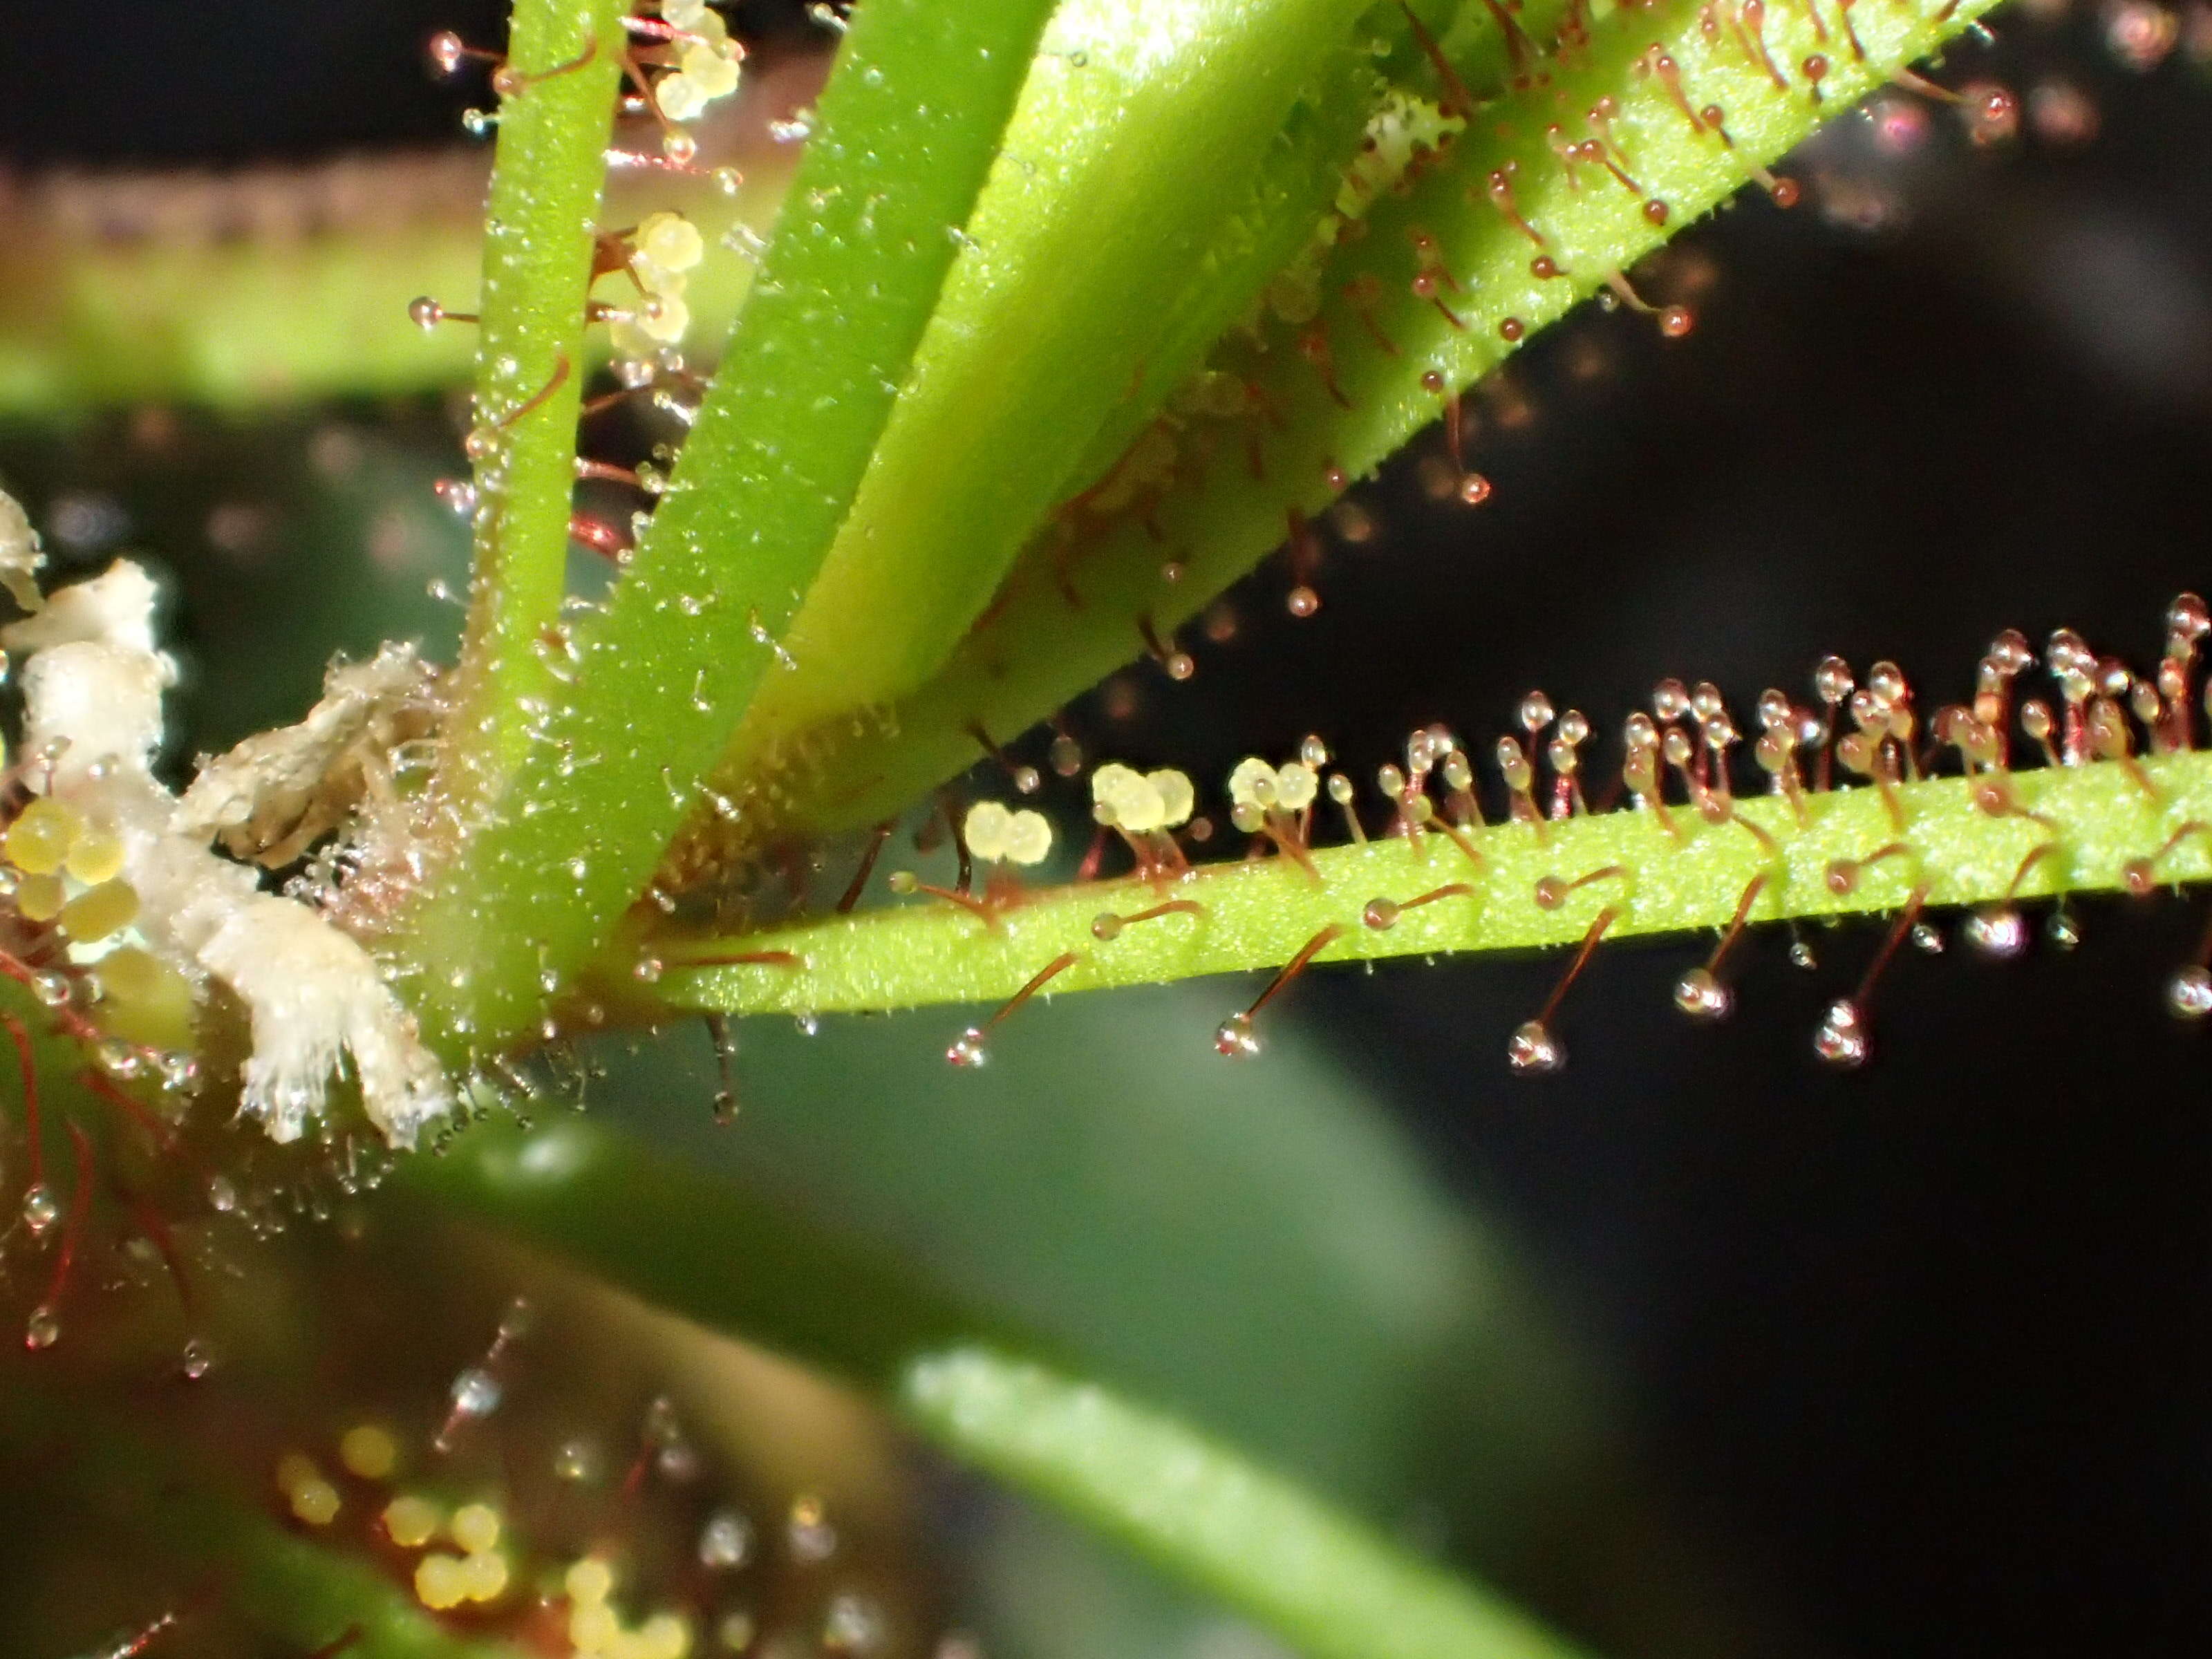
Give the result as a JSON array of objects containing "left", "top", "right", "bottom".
[
  {"left": 441, "top": 0, "right": 630, "bottom": 795},
  {"left": 747, "top": 0, "right": 2007, "bottom": 844},
  {"left": 701, "top": 0, "right": 1414, "bottom": 800},
  {"left": 0, "top": 194, "right": 482, "bottom": 412},
  {"left": 1047, "top": 0, "right": 1572, "bottom": 500},
  {"left": 650, "top": 751, "right": 2212, "bottom": 1021},
  {"left": 0, "top": 147, "right": 791, "bottom": 415},
  {"left": 397, "top": 0, "right": 1065, "bottom": 1053},
  {"left": 401, "top": 1021, "right": 1621, "bottom": 1659},
  {"left": 902, "top": 1347, "right": 1595, "bottom": 1659},
  {"left": 395, "top": 1114, "right": 1027, "bottom": 1390},
  {"left": 507, "top": 988, "right": 1588, "bottom": 1506},
  {"left": 671, "top": 0, "right": 1577, "bottom": 873},
  {"left": 1036, "top": 28, "right": 1386, "bottom": 507}
]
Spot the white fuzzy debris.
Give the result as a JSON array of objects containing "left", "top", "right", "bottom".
[
  {"left": 8, "top": 556, "right": 451, "bottom": 1147},
  {"left": 178, "top": 642, "right": 435, "bottom": 865},
  {"left": 0, "top": 486, "right": 46, "bottom": 611},
  {"left": 1, "top": 559, "right": 167, "bottom": 663},
  {"left": 17, "top": 641, "right": 167, "bottom": 787},
  {"left": 196, "top": 894, "right": 449, "bottom": 1146}
]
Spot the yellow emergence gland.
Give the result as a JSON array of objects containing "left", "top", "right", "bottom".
[
  {"left": 1089, "top": 763, "right": 1194, "bottom": 834},
  {"left": 963, "top": 800, "right": 1053, "bottom": 865}
]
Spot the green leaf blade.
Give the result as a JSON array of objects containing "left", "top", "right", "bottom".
[
  {"left": 400, "top": 1117, "right": 1021, "bottom": 1388},
  {"left": 655, "top": 751, "right": 2212, "bottom": 1018},
  {"left": 904, "top": 1348, "right": 1593, "bottom": 1659},
  {"left": 447, "top": 0, "right": 629, "bottom": 788},
  {"left": 753, "top": 0, "right": 2003, "bottom": 843},
  {"left": 713, "top": 0, "right": 1399, "bottom": 779},
  {"left": 400, "top": 0, "right": 1064, "bottom": 1050}
]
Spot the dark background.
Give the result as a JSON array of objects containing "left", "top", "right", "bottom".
[{"left": 3, "top": 3, "right": 2209, "bottom": 1655}]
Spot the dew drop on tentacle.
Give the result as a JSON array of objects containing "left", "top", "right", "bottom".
[
  {"left": 1506, "top": 1019, "right": 1562, "bottom": 1074},
  {"left": 2166, "top": 966, "right": 2212, "bottom": 1018},
  {"left": 944, "top": 953, "right": 1081, "bottom": 1068},
  {"left": 699, "top": 1508, "right": 753, "bottom": 1570},
  {"left": 424, "top": 28, "right": 471, "bottom": 78},
  {"left": 1138, "top": 613, "right": 1195, "bottom": 682},
  {"left": 1673, "top": 966, "right": 1732, "bottom": 1019},
  {"left": 1963, "top": 906, "right": 2027, "bottom": 959},
  {"left": 1672, "top": 876, "right": 1761, "bottom": 1022},
  {"left": 1214, "top": 1013, "right": 1259, "bottom": 1058},
  {"left": 553, "top": 1438, "right": 598, "bottom": 1483},
  {"left": 1961, "top": 81, "right": 2020, "bottom": 147},
  {"left": 1814, "top": 997, "right": 1869, "bottom": 1067},
  {"left": 447, "top": 1366, "right": 501, "bottom": 1423},
  {"left": 21, "top": 1182, "right": 59, "bottom": 1235},
  {"left": 1212, "top": 925, "right": 1344, "bottom": 1060}
]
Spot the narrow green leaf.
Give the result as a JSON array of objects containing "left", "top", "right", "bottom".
[
  {"left": 0, "top": 158, "right": 787, "bottom": 415},
  {"left": 903, "top": 1348, "right": 1593, "bottom": 1659},
  {"left": 0, "top": 211, "right": 480, "bottom": 412},
  {"left": 685, "top": 0, "right": 1574, "bottom": 856},
  {"left": 655, "top": 751, "right": 2212, "bottom": 1018},
  {"left": 444, "top": 0, "right": 628, "bottom": 789},
  {"left": 406, "top": 1051, "right": 1606, "bottom": 1659},
  {"left": 1048, "top": 0, "right": 1569, "bottom": 498},
  {"left": 751, "top": 0, "right": 2002, "bottom": 841},
  {"left": 399, "top": 0, "right": 1063, "bottom": 1051},
  {"left": 400, "top": 1116, "right": 1030, "bottom": 1388},
  {"left": 471, "top": 988, "right": 1571, "bottom": 1504},
  {"left": 709, "top": 0, "right": 1396, "bottom": 787}
]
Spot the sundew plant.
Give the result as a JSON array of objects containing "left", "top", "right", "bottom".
[{"left": 1, "top": 0, "right": 2209, "bottom": 1655}]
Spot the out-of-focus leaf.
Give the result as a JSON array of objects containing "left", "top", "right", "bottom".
[
  {"left": 581, "top": 985, "right": 1593, "bottom": 1507},
  {"left": 906, "top": 1347, "right": 1593, "bottom": 1659}
]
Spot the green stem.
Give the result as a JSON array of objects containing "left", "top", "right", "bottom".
[
  {"left": 398, "top": 0, "right": 1064, "bottom": 1055},
  {"left": 653, "top": 751, "right": 2212, "bottom": 1018},
  {"left": 751, "top": 0, "right": 2001, "bottom": 842},
  {"left": 444, "top": 0, "right": 628, "bottom": 795},
  {"left": 905, "top": 1348, "right": 1591, "bottom": 1659}
]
